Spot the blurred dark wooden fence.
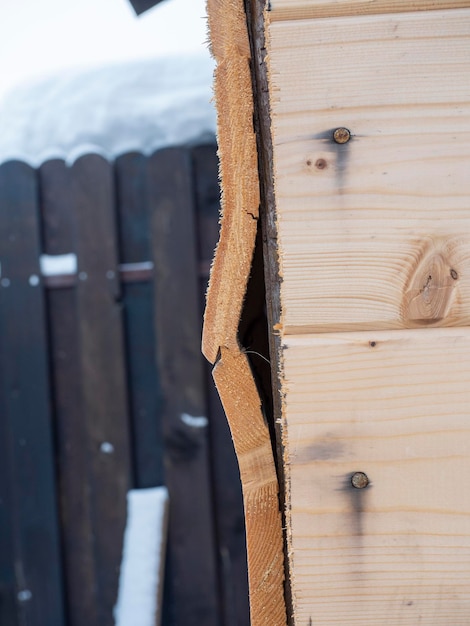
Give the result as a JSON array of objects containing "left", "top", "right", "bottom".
[{"left": 0, "top": 143, "right": 249, "bottom": 626}]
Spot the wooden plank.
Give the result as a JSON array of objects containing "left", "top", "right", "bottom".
[
  {"left": 148, "top": 146, "right": 221, "bottom": 625},
  {"left": 269, "top": 0, "right": 470, "bottom": 21},
  {"left": 267, "top": 8, "right": 470, "bottom": 335},
  {"left": 213, "top": 350, "right": 286, "bottom": 626},
  {"left": 115, "top": 152, "right": 164, "bottom": 489},
  {"left": 203, "top": 0, "right": 261, "bottom": 363},
  {"left": 39, "top": 158, "right": 98, "bottom": 626},
  {"left": 203, "top": 1, "right": 287, "bottom": 624},
  {"left": 0, "top": 161, "right": 65, "bottom": 626},
  {"left": 191, "top": 142, "right": 250, "bottom": 626},
  {"left": 265, "top": 4, "right": 470, "bottom": 624},
  {"left": 71, "top": 154, "right": 132, "bottom": 625},
  {"left": 281, "top": 327, "right": 470, "bottom": 625}
]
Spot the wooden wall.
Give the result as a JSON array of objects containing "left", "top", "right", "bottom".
[{"left": 266, "top": 4, "right": 470, "bottom": 624}]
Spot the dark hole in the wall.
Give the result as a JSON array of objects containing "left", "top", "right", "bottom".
[{"left": 238, "top": 222, "right": 276, "bottom": 456}]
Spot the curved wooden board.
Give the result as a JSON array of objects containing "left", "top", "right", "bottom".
[
  {"left": 214, "top": 349, "right": 286, "bottom": 625},
  {"left": 202, "top": 0, "right": 260, "bottom": 363},
  {"left": 202, "top": 0, "right": 287, "bottom": 623}
]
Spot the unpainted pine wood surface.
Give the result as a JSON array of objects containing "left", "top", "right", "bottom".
[
  {"left": 203, "top": 0, "right": 261, "bottom": 363},
  {"left": 282, "top": 327, "right": 470, "bottom": 625},
  {"left": 269, "top": 0, "right": 470, "bottom": 21},
  {"left": 267, "top": 8, "right": 470, "bottom": 334},
  {"left": 266, "top": 5, "right": 470, "bottom": 624},
  {"left": 203, "top": 0, "right": 287, "bottom": 624}
]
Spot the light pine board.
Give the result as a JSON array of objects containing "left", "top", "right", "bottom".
[
  {"left": 269, "top": 0, "right": 470, "bottom": 22},
  {"left": 267, "top": 8, "right": 470, "bottom": 334},
  {"left": 282, "top": 327, "right": 470, "bottom": 625}
]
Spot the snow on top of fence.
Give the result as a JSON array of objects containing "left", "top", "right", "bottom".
[{"left": 0, "top": 54, "right": 216, "bottom": 167}]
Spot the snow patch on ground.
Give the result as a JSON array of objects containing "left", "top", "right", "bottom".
[
  {"left": 0, "top": 55, "right": 216, "bottom": 167},
  {"left": 114, "top": 487, "right": 169, "bottom": 626}
]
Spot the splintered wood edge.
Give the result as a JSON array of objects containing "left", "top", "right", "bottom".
[
  {"left": 203, "top": 0, "right": 261, "bottom": 362},
  {"left": 203, "top": 0, "right": 286, "bottom": 623}
]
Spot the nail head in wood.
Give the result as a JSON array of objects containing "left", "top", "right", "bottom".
[
  {"left": 333, "top": 127, "right": 351, "bottom": 144},
  {"left": 351, "top": 471, "right": 369, "bottom": 489}
]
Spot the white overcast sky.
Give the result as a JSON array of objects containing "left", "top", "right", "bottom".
[{"left": 0, "top": 0, "right": 209, "bottom": 102}]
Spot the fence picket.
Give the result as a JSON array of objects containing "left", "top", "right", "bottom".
[
  {"left": 0, "top": 161, "right": 65, "bottom": 626},
  {"left": 115, "top": 152, "right": 165, "bottom": 490},
  {"left": 40, "top": 158, "right": 101, "bottom": 626},
  {"left": 71, "top": 154, "right": 132, "bottom": 626},
  {"left": 148, "top": 147, "right": 221, "bottom": 626}
]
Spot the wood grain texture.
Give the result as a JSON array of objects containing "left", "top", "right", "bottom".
[
  {"left": 202, "top": 0, "right": 260, "bottom": 362},
  {"left": 282, "top": 327, "right": 470, "bottom": 625},
  {"left": 203, "top": 1, "right": 287, "bottom": 623},
  {"left": 213, "top": 349, "right": 286, "bottom": 626},
  {"left": 267, "top": 8, "right": 470, "bottom": 334},
  {"left": 269, "top": 0, "right": 470, "bottom": 21}
]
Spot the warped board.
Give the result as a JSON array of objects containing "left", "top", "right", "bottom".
[{"left": 265, "top": 3, "right": 470, "bottom": 625}]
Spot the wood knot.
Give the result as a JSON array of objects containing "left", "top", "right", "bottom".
[{"left": 403, "top": 242, "right": 459, "bottom": 325}]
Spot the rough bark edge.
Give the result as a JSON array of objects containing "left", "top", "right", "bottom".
[
  {"left": 244, "top": 0, "right": 295, "bottom": 623},
  {"left": 202, "top": 0, "right": 287, "bottom": 624}
]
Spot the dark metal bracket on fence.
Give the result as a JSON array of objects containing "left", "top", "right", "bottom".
[{"left": 37, "top": 260, "right": 211, "bottom": 289}]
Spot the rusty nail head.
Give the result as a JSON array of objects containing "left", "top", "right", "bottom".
[
  {"left": 351, "top": 471, "right": 369, "bottom": 489},
  {"left": 333, "top": 127, "right": 351, "bottom": 144}
]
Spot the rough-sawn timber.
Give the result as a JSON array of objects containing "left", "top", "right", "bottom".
[{"left": 202, "top": 1, "right": 286, "bottom": 624}]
